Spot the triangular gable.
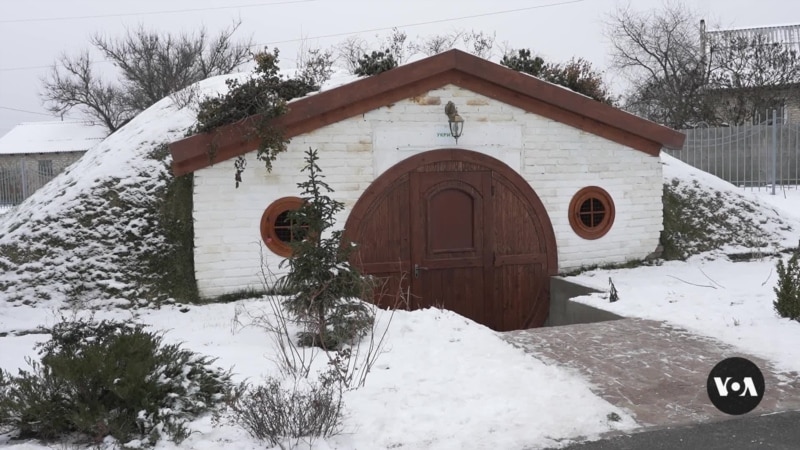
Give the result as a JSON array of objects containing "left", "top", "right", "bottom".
[{"left": 169, "top": 49, "right": 685, "bottom": 176}]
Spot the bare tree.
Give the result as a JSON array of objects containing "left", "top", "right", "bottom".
[
  {"left": 463, "top": 30, "right": 496, "bottom": 59},
  {"left": 296, "top": 40, "right": 335, "bottom": 87},
  {"left": 42, "top": 22, "right": 252, "bottom": 132},
  {"left": 42, "top": 51, "right": 134, "bottom": 132},
  {"left": 709, "top": 31, "right": 800, "bottom": 124},
  {"left": 336, "top": 36, "right": 368, "bottom": 74},
  {"left": 607, "top": 2, "right": 800, "bottom": 127},
  {"left": 382, "top": 28, "right": 411, "bottom": 63},
  {"left": 336, "top": 29, "right": 410, "bottom": 75},
  {"left": 408, "top": 29, "right": 495, "bottom": 59},
  {"left": 605, "top": 2, "right": 714, "bottom": 128},
  {"left": 410, "top": 30, "right": 464, "bottom": 56}
]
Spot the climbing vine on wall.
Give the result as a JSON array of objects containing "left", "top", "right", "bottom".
[{"left": 191, "top": 48, "right": 319, "bottom": 183}]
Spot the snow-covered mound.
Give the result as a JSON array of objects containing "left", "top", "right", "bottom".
[
  {"left": 0, "top": 74, "right": 246, "bottom": 307},
  {"left": 660, "top": 153, "right": 798, "bottom": 259}
]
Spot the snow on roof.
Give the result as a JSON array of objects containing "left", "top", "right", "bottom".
[{"left": 0, "top": 120, "right": 109, "bottom": 155}]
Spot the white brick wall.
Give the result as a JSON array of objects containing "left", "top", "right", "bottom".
[{"left": 193, "top": 84, "right": 664, "bottom": 298}]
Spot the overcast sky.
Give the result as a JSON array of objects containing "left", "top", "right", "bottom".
[{"left": 1, "top": 0, "right": 798, "bottom": 136}]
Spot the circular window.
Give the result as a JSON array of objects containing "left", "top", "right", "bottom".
[
  {"left": 568, "top": 186, "right": 615, "bottom": 240},
  {"left": 260, "top": 197, "right": 306, "bottom": 257}
]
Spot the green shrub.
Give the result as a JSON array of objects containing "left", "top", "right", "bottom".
[
  {"left": 354, "top": 50, "right": 398, "bottom": 76},
  {"left": 191, "top": 48, "right": 317, "bottom": 173},
  {"left": 774, "top": 252, "right": 800, "bottom": 321},
  {"left": 0, "top": 318, "right": 233, "bottom": 447}
]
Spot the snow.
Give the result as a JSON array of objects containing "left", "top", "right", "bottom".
[
  {"left": 748, "top": 185, "right": 800, "bottom": 222},
  {"left": 0, "top": 70, "right": 636, "bottom": 449},
  {"left": 661, "top": 152, "right": 799, "bottom": 252},
  {"left": 0, "top": 120, "right": 108, "bottom": 155},
  {"left": 1, "top": 70, "right": 800, "bottom": 448},
  {"left": 0, "top": 77, "right": 217, "bottom": 236},
  {"left": 0, "top": 73, "right": 252, "bottom": 306},
  {"left": 137, "top": 303, "right": 636, "bottom": 449},
  {"left": 570, "top": 255, "right": 800, "bottom": 373},
  {"left": 0, "top": 302, "right": 637, "bottom": 450},
  {"left": 661, "top": 152, "right": 800, "bottom": 220},
  {"left": 567, "top": 155, "right": 800, "bottom": 375}
]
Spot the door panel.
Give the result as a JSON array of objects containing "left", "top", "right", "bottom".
[
  {"left": 427, "top": 188, "right": 475, "bottom": 253},
  {"left": 418, "top": 267, "right": 485, "bottom": 321},
  {"left": 351, "top": 176, "right": 411, "bottom": 309},
  {"left": 410, "top": 171, "right": 491, "bottom": 320},
  {"left": 491, "top": 175, "right": 549, "bottom": 329}
]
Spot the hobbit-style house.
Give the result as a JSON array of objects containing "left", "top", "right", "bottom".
[{"left": 168, "top": 49, "right": 685, "bottom": 331}]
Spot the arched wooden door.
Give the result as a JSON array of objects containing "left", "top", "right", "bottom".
[{"left": 344, "top": 149, "right": 557, "bottom": 331}]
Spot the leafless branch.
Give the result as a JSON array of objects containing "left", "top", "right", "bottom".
[
  {"left": 761, "top": 268, "right": 773, "bottom": 286},
  {"left": 698, "top": 267, "right": 725, "bottom": 289},
  {"left": 667, "top": 274, "right": 718, "bottom": 289}
]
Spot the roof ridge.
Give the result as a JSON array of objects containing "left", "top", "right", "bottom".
[{"left": 169, "top": 49, "right": 685, "bottom": 176}]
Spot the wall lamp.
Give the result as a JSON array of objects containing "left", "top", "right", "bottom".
[{"left": 444, "top": 101, "right": 465, "bottom": 144}]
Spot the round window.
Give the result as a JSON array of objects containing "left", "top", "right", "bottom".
[
  {"left": 260, "top": 197, "right": 306, "bottom": 256},
  {"left": 568, "top": 186, "right": 615, "bottom": 240}
]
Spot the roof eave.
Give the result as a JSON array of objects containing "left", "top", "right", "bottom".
[{"left": 169, "top": 49, "right": 685, "bottom": 176}]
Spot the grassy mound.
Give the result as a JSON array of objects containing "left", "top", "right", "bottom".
[
  {"left": 0, "top": 76, "right": 242, "bottom": 308},
  {"left": 660, "top": 154, "right": 797, "bottom": 260},
  {"left": 0, "top": 149, "right": 194, "bottom": 307}
]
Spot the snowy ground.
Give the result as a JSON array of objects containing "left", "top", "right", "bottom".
[
  {"left": 1, "top": 72, "right": 799, "bottom": 448},
  {"left": 569, "top": 160, "right": 800, "bottom": 376},
  {"left": 0, "top": 302, "right": 638, "bottom": 450},
  {"left": 1, "top": 183, "right": 798, "bottom": 450}
]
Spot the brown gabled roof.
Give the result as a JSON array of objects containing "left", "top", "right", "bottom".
[{"left": 168, "top": 49, "right": 685, "bottom": 176}]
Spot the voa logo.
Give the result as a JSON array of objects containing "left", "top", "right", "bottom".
[
  {"left": 712, "top": 376, "right": 759, "bottom": 397},
  {"left": 706, "top": 357, "right": 765, "bottom": 415}
]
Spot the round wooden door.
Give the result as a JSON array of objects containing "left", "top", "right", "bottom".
[{"left": 344, "top": 149, "right": 557, "bottom": 331}]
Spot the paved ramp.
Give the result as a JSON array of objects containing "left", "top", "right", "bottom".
[{"left": 503, "top": 318, "right": 800, "bottom": 429}]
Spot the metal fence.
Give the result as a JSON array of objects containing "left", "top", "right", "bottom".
[
  {"left": 666, "top": 116, "right": 800, "bottom": 191},
  {"left": 0, "top": 160, "right": 56, "bottom": 206}
]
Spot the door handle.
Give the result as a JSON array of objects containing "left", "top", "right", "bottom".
[{"left": 414, "top": 264, "right": 428, "bottom": 278}]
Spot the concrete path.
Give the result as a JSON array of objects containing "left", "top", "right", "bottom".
[{"left": 502, "top": 318, "right": 800, "bottom": 431}]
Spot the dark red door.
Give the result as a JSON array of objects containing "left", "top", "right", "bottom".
[{"left": 344, "top": 150, "right": 557, "bottom": 331}]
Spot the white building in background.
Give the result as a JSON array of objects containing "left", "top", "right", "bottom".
[{"left": 0, "top": 120, "right": 108, "bottom": 208}]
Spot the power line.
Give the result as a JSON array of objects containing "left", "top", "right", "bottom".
[
  {"left": 0, "top": 0, "right": 584, "bottom": 72},
  {"left": 260, "top": 0, "right": 585, "bottom": 45},
  {"left": 0, "top": 0, "right": 316, "bottom": 24},
  {"left": 0, "top": 106, "right": 54, "bottom": 117},
  {"left": 0, "top": 60, "right": 115, "bottom": 73}
]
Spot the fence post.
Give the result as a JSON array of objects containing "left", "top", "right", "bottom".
[
  {"left": 771, "top": 109, "right": 777, "bottom": 195},
  {"left": 19, "top": 158, "right": 28, "bottom": 201}
]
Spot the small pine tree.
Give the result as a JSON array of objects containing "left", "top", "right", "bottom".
[
  {"left": 354, "top": 50, "right": 398, "bottom": 76},
  {"left": 774, "top": 252, "right": 800, "bottom": 321},
  {"left": 279, "top": 148, "right": 373, "bottom": 348}
]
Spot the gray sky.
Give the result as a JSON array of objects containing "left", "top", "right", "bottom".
[{"left": 1, "top": 0, "right": 798, "bottom": 136}]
